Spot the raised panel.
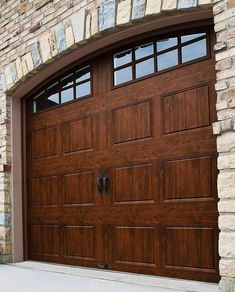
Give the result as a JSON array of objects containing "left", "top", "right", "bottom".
[
  {"left": 114, "top": 226, "right": 154, "bottom": 266},
  {"left": 64, "top": 226, "right": 96, "bottom": 260},
  {"left": 113, "top": 100, "right": 152, "bottom": 144},
  {"left": 32, "top": 127, "right": 56, "bottom": 159},
  {"left": 164, "top": 156, "right": 214, "bottom": 201},
  {"left": 62, "top": 172, "right": 95, "bottom": 206},
  {"left": 163, "top": 86, "right": 210, "bottom": 134},
  {"left": 164, "top": 227, "right": 215, "bottom": 270},
  {"left": 63, "top": 117, "right": 94, "bottom": 154},
  {"left": 113, "top": 163, "right": 152, "bottom": 204},
  {"left": 31, "top": 176, "right": 59, "bottom": 207},
  {"left": 30, "top": 225, "right": 60, "bottom": 257}
]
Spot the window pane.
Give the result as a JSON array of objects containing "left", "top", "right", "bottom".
[
  {"left": 75, "top": 66, "right": 90, "bottom": 83},
  {"left": 157, "top": 50, "right": 178, "bottom": 71},
  {"left": 182, "top": 39, "right": 207, "bottom": 63},
  {"left": 114, "top": 50, "right": 132, "bottom": 68},
  {"left": 76, "top": 81, "right": 91, "bottom": 98},
  {"left": 61, "top": 88, "right": 74, "bottom": 103},
  {"left": 181, "top": 33, "right": 206, "bottom": 43},
  {"left": 33, "top": 99, "right": 45, "bottom": 112},
  {"left": 136, "top": 58, "right": 154, "bottom": 78},
  {"left": 157, "top": 38, "right": 177, "bottom": 52},
  {"left": 114, "top": 66, "right": 133, "bottom": 85},
  {"left": 135, "top": 43, "right": 154, "bottom": 60},
  {"left": 61, "top": 73, "right": 74, "bottom": 88},
  {"left": 46, "top": 93, "right": 59, "bottom": 108}
]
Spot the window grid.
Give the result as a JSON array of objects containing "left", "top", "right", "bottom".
[
  {"left": 33, "top": 65, "right": 91, "bottom": 113},
  {"left": 113, "top": 31, "right": 209, "bottom": 87}
]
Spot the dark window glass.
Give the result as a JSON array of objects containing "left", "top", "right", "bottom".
[
  {"left": 61, "top": 73, "right": 74, "bottom": 88},
  {"left": 33, "top": 99, "right": 45, "bottom": 113},
  {"left": 75, "top": 66, "right": 90, "bottom": 83},
  {"left": 76, "top": 81, "right": 91, "bottom": 98},
  {"left": 114, "top": 66, "right": 133, "bottom": 85},
  {"left": 61, "top": 88, "right": 74, "bottom": 103},
  {"left": 114, "top": 50, "right": 132, "bottom": 68},
  {"left": 181, "top": 33, "right": 206, "bottom": 43},
  {"left": 182, "top": 39, "right": 207, "bottom": 63},
  {"left": 157, "top": 38, "right": 177, "bottom": 52},
  {"left": 136, "top": 58, "right": 154, "bottom": 78},
  {"left": 135, "top": 43, "right": 154, "bottom": 60},
  {"left": 157, "top": 50, "right": 178, "bottom": 71},
  {"left": 46, "top": 93, "right": 59, "bottom": 108}
]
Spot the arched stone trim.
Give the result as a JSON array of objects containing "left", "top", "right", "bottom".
[{"left": 0, "top": 0, "right": 213, "bottom": 93}]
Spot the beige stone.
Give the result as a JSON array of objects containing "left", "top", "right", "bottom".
[
  {"left": 145, "top": 0, "right": 161, "bottom": 15},
  {"left": 219, "top": 232, "right": 235, "bottom": 257},
  {"left": 219, "top": 199, "right": 235, "bottom": 212},
  {"left": 218, "top": 171, "right": 235, "bottom": 198},
  {"left": 116, "top": 0, "right": 131, "bottom": 25},
  {"left": 219, "top": 215, "right": 235, "bottom": 230},
  {"left": 15, "top": 58, "right": 23, "bottom": 80},
  {"left": 65, "top": 24, "right": 74, "bottom": 47},
  {"left": 21, "top": 53, "right": 34, "bottom": 75},
  {"left": 4, "top": 66, "right": 14, "bottom": 89},
  {"left": 162, "top": 0, "right": 177, "bottom": 11},
  {"left": 218, "top": 153, "right": 235, "bottom": 169},
  {"left": 39, "top": 32, "right": 52, "bottom": 63},
  {"left": 220, "top": 259, "right": 235, "bottom": 277},
  {"left": 90, "top": 8, "right": 99, "bottom": 37},
  {"left": 198, "top": 0, "right": 212, "bottom": 7}
]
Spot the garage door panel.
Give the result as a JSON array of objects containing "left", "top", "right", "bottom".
[
  {"left": 63, "top": 225, "right": 96, "bottom": 260},
  {"left": 29, "top": 224, "right": 60, "bottom": 258},
  {"left": 163, "top": 155, "right": 216, "bottom": 202},
  {"left": 113, "top": 226, "right": 155, "bottom": 267},
  {"left": 32, "top": 127, "right": 57, "bottom": 159},
  {"left": 30, "top": 176, "right": 60, "bottom": 207},
  {"left": 162, "top": 85, "right": 211, "bottom": 134},
  {"left": 112, "top": 100, "right": 152, "bottom": 144},
  {"left": 62, "top": 116, "right": 97, "bottom": 154},
  {"left": 162, "top": 226, "right": 218, "bottom": 272},
  {"left": 62, "top": 171, "right": 96, "bottom": 207}
]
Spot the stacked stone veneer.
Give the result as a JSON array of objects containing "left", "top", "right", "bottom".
[{"left": 0, "top": 0, "right": 235, "bottom": 290}]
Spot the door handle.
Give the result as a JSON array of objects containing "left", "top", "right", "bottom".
[
  {"left": 96, "top": 176, "right": 103, "bottom": 195},
  {"left": 102, "top": 175, "right": 109, "bottom": 195}
]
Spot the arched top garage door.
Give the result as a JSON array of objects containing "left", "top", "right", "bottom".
[{"left": 25, "top": 24, "right": 219, "bottom": 283}]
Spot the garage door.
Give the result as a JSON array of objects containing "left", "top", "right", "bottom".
[{"left": 26, "top": 26, "right": 219, "bottom": 282}]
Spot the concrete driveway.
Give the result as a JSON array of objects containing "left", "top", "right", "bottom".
[{"left": 0, "top": 262, "right": 219, "bottom": 292}]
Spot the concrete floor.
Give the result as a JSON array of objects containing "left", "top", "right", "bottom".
[{"left": 0, "top": 262, "right": 219, "bottom": 292}]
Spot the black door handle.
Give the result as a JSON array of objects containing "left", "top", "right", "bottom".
[
  {"left": 102, "top": 175, "right": 109, "bottom": 195},
  {"left": 96, "top": 176, "right": 103, "bottom": 195}
]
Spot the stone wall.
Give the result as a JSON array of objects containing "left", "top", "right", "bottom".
[
  {"left": 0, "top": 0, "right": 235, "bottom": 290},
  {"left": 212, "top": 0, "right": 235, "bottom": 290}
]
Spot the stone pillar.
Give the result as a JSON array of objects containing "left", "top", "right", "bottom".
[
  {"left": 213, "top": 0, "right": 235, "bottom": 290},
  {"left": 0, "top": 89, "right": 12, "bottom": 263}
]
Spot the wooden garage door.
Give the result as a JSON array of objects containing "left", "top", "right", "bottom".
[{"left": 26, "top": 26, "right": 219, "bottom": 282}]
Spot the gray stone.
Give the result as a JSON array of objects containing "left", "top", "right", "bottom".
[
  {"left": 0, "top": 74, "right": 8, "bottom": 92},
  {"left": 99, "top": 0, "right": 116, "bottom": 31},
  {"left": 178, "top": 0, "right": 197, "bottom": 9},
  {"left": 31, "top": 42, "right": 43, "bottom": 68},
  {"left": 220, "top": 277, "right": 235, "bottom": 292},
  {"left": 10, "top": 63, "right": 18, "bottom": 83},
  {"left": 54, "top": 23, "right": 67, "bottom": 53},
  {"left": 0, "top": 214, "right": 11, "bottom": 226},
  {"left": 71, "top": 9, "right": 86, "bottom": 43},
  {"left": 132, "top": 0, "right": 145, "bottom": 20}
]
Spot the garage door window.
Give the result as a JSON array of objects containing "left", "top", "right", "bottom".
[
  {"left": 33, "top": 65, "right": 91, "bottom": 113},
  {"left": 113, "top": 30, "right": 208, "bottom": 86}
]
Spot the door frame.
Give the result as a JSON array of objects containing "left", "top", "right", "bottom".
[{"left": 11, "top": 9, "right": 214, "bottom": 262}]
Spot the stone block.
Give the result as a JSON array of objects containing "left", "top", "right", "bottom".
[
  {"left": 85, "top": 12, "right": 91, "bottom": 39},
  {"left": 10, "top": 63, "right": 18, "bottom": 83},
  {"left": 39, "top": 32, "right": 52, "bottom": 63},
  {"left": 216, "top": 101, "right": 228, "bottom": 111},
  {"left": 35, "top": 0, "right": 53, "bottom": 10},
  {"left": 132, "top": 0, "right": 145, "bottom": 20},
  {"left": 71, "top": 9, "right": 86, "bottom": 43},
  {"left": 215, "top": 81, "right": 228, "bottom": 91},
  {"left": 213, "top": 121, "right": 222, "bottom": 135},
  {"left": 220, "top": 277, "right": 235, "bottom": 291},
  {"left": 4, "top": 66, "right": 13, "bottom": 89},
  {"left": 218, "top": 152, "right": 235, "bottom": 169},
  {"left": 0, "top": 213, "right": 11, "bottom": 226},
  {"left": 227, "top": 0, "right": 235, "bottom": 9},
  {"left": 216, "top": 58, "right": 232, "bottom": 71},
  {"left": 219, "top": 232, "right": 235, "bottom": 257},
  {"left": 116, "top": 0, "right": 131, "bottom": 25},
  {"left": 31, "top": 41, "right": 42, "bottom": 68},
  {"left": 145, "top": 0, "right": 161, "bottom": 15},
  {"left": 177, "top": 0, "right": 197, "bottom": 9},
  {"left": 218, "top": 171, "right": 235, "bottom": 198},
  {"left": 65, "top": 24, "right": 74, "bottom": 47},
  {"left": 54, "top": 23, "right": 67, "bottom": 53},
  {"left": 21, "top": 52, "right": 34, "bottom": 75},
  {"left": 217, "top": 109, "right": 235, "bottom": 121},
  {"left": 219, "top": 215, "right": 235, "bottom": 231},
  {"left": 0, "top": 74, "right": 7, "bottom": 92},
  {"left": 162, "top": 0, "right": 177, "bottom": 11},
  {"left": 218, "top": 199, "right": 235, "bottom": 212},
  {"left": 99, "top": 0, "right": 116, "bottom": 31},
  {"left": 91, "top": 8, "right": 99, "bottom": 36},
  {"left": 198, "top": 0, "right": 212, "bottom": 7}
]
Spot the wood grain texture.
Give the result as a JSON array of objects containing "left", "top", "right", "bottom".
[{"left": 26, "top": 26, "right": 219, "bottom": 282}]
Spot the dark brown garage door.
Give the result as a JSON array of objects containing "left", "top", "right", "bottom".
[{"left": 26, "top": 26, "right": 219, "bottom": 283}]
